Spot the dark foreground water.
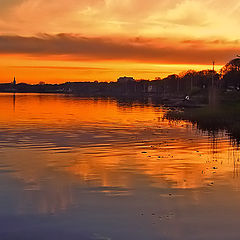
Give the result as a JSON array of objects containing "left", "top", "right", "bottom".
[{"left": 1, "top": 93, "right": 240, "bottom": 240}]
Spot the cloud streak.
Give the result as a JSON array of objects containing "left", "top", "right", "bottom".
[{"left": 0, "top": 34, "right": 238, "bottom": 65}]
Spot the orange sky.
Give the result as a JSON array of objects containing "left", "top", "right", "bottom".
[{"left": 0, "top": 0, "right": 240, "bottom": 83}]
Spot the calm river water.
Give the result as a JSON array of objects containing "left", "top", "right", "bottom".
[{"left": 0, "top": 93, "right": 240, "bottom": 240}]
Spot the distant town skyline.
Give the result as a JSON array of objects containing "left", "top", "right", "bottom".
[{"left": 0, "top": 0, "right": 239, "bottom": 83}]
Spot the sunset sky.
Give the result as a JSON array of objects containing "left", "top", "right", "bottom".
[{"left": 1, "top": 0, "right": 240, "bottom": 83}]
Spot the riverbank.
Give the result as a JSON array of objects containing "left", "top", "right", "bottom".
[{"left": 164, "top": 101, "right": 240, "bottom": 143}]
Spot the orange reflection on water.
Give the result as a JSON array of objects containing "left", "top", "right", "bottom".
[
  {"left": 0, "top": 93, "right": 163, "bottom": 129},
  {"left": 65, "top": 134, "right": 238, "bottom": 191},
  {"left": 0, "top": 93, "right": 240, "bottom": 215}
]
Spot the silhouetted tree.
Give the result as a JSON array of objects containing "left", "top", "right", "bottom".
[{"left": 221, "top": 58, "right": 240, "bottom": 89}]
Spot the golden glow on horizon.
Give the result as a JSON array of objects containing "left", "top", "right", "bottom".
[{"left": 0, "top": 55, "right": 222, "bottom": 83}]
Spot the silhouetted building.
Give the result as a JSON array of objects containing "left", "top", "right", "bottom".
[
  {"left": 117, "top": 76, "right": 135, "bottom": 83},
  {"left": 12, "top": 76, "right": 16, "bottom": 86}
]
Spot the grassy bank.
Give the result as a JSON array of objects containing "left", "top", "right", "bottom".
[{"left": 165, "top": 102, "right": 240, "bottom": 144}]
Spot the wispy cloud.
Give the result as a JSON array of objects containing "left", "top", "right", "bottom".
[
  {"left": 0, "top": 0, "right": 239, "bottom": 40},
  {"left": 11, "top": 65, "right": 109, "bottom": 70}
]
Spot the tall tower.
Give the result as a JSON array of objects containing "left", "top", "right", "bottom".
[{"left": 13, "top": 76, "right": 16, "bottom": 86}]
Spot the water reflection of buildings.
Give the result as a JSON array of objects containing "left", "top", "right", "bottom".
[
  {"left": 13, "top": 93, "right": 16, "bottom": 111},
  {"left": 18, "top": 181, "right": 74, "bottom": 215}
]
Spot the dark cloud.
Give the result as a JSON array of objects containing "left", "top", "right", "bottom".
[{"left": 0, "top": 33, "right": 238, "bottom": 64}]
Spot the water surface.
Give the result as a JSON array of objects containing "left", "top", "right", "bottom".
[{"left": 0, "top": 93, "right": 240, "bottom": 240}]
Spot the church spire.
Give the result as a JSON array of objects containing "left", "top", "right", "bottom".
[{"left": 13, "top": 76, "right": 16, "bottom": 86}]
